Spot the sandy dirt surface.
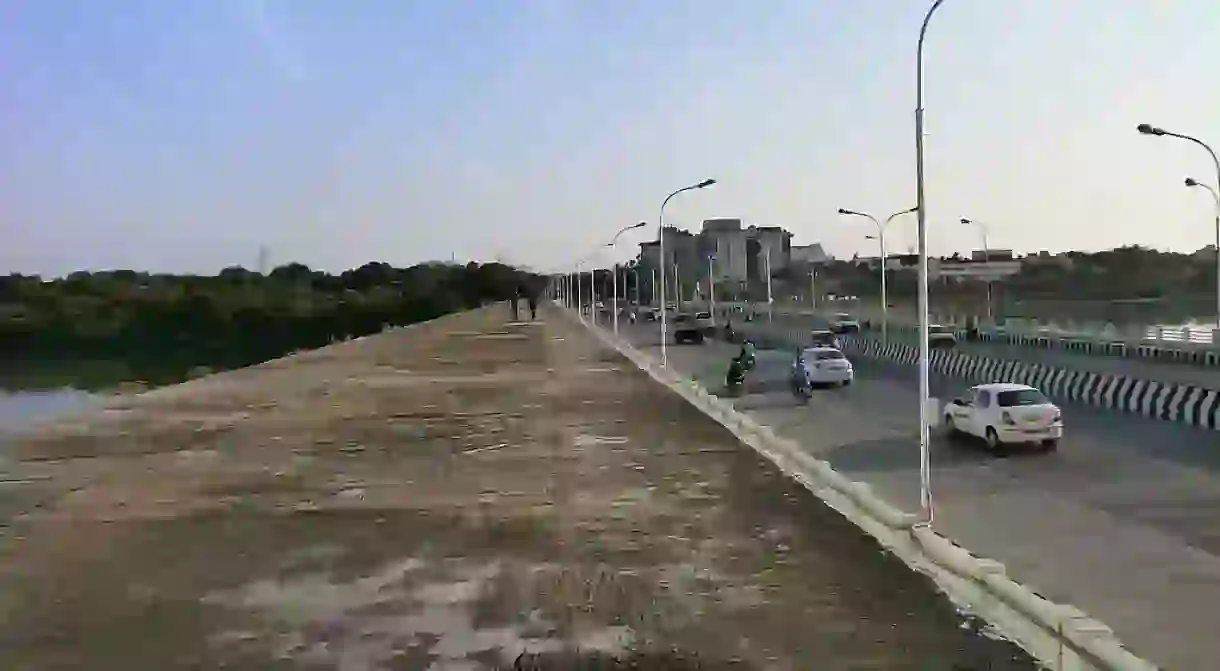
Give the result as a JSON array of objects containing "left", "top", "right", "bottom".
[{"left": 0, "top": 306, "right": 1036, "bottom": 670}]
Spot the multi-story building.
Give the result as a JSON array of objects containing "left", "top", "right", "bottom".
[
  {"left": 637, "top": 218, "right": 802, "bottom": 302},
  {"left": 701, "top": 218, "right": 749, "bottom": 284}
]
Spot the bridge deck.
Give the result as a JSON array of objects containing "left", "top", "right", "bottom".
[{"left": 0, "top": 307, "right": 1033, "bottom": 670}]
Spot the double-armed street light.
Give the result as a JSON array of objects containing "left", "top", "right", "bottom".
[
  {"left": 1138, "top": 123, "right": 1220, "bottom": 325},
  {"left": 658, "top": 178, "right": 717, "bottom": 368},
  {"left": 838, "top": 206, "right": 918, "bottom": 341},
  {"left": 606, "top": 222, "right": 649, "bottom": 335}
]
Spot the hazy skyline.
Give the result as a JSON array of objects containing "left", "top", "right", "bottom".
[{"left": 4, "top": 1, "right": 1220, "bottom": 276}]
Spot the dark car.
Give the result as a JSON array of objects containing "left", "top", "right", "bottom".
[
  {"left": 809, "top": 329, "right": 841, "bottom": 349},
  {"left": 672, "top": 313, "right": 705, "bottom": 344},
  {"left": 929, "top": 324, "right": 958, "bottom": 348}
]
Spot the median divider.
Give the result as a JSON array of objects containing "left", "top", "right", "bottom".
[
  {"left": 558, "top": 308, "right": 1158, "bottom": 671},
  {"left": 738, "top": 321, "right": 1220, "bottom": 431}
]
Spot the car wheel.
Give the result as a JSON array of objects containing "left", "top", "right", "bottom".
[
  {"left": 1041, "top": 439, "right": 1058, "bottom": 453},
  {"left": 943, "top": 414, "right": 958, "bottom": 437},
  {"left": 985, "top": 427, "right": 1009, "bottom": 456}
]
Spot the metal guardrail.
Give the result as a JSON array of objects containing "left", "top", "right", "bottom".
[
  {"left": 1143, "top": 326, "right": 1214, "bottom": 345},
  {"left": 685, "top": 300, "right": 1220, "bottom": 349}
]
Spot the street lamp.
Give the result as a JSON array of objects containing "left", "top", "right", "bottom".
[
  {"left": 959, "top": 217, "right": 994, "bottom": 321},
  {"left": 839, "top": 206, "right": 917, "bottom": 340},
  {"left": 606, "top": 221, "right": 648, "bottom": 335},
  {"left": 913, "top": 0, "right": 948, "bottom": 524},
  {"left": 1138, "top": 123, "right": 1220, "bottom": 326},
  {"left": 658, "top": 178, "right": 717, "bottom": 368},
  {"left": 1186, "top": 177, "right": 1220, "bottom": 324}
]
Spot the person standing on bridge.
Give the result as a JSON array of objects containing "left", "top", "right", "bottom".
[
  {"left": 527, "top": 291, "right": 538, "bottom": 320},
  {"left": 511, "top": 286, "right": 521, "bottom": 321}
]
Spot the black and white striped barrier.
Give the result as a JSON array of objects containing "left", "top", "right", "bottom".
[
  {"left": 846, "top": 336, "right": 1220, "bottom": 430},
  {"left": 734, "top": 322, "right": 1220, "bottom": 430},
  {"left": 845, "top": 320, "right": 1220, "bottom": 368}
]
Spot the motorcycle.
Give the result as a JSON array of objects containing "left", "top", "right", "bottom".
[
  {"left": 790, "top": 367, "right": 813, "bottom": 403},
  {"left": 724, "top": 357, "right": 747, "bottom": 396}
]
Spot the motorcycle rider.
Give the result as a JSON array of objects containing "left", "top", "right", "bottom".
[
  {"left": 725, "top": 355, "right": 746, "bottom": 392},
  {"left": 791, "top": 347, "right": 813, "bottom": 395},
  {"left": 738, "top": 340, "right": 757, "bottom": 369}
]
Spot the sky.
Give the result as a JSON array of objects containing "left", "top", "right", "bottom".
[{"left": 4, "top": 1, "right": 1220, "bottom": 276}]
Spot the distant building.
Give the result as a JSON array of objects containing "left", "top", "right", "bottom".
[
  {"left": 933, "top": 259, "right": 1022, "bottom": 282},
  {"left": 971, "top": 248, "right": 1014, "bottom": 261},
  {"left": 702, "top": 218, "right": 749, "bottom": 283},
  {"left": 791, "top": 243, "right": 829, "bottom": 265},
  {"left": 638, "top": 219, "right": 807, "bottom": 299}
]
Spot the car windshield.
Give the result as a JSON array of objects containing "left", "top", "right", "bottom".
[
  {"left": 996, "top": 389, "right": 1051, "bottom": 407},
  {"left": 930, "top": 326, "right": 952, "bottom": 334},
  {"left": 809, "top": 350, "right": 844, "bottom": 360},
  {"left": 695, "top": 312, "right": 711, "bottom": 319}
]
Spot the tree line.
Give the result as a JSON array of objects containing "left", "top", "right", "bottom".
[{"left": 0, "top": 261, "right": 546, "bottom": 378}]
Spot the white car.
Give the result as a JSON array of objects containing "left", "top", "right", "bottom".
[
  {"left": 943, "top": 383, "right": 1062, "bottom": 453},
  {"left": 799, "top": 346, "right": 854, "bottom": 386}
]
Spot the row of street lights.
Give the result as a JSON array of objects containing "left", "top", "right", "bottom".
[
  {"left": 865, "top": 0, "right": 1220, "bottom": 525},
  {"left": 556, "top": 179, "right": 716, "bottom": 368},
  {"left": 554, "top": 1, "right": 1220, "bottom": 530},
  {"left": 1137, "top": 123, "right": 1220, "bottom": 323}
]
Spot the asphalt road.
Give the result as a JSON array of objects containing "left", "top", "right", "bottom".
[
  {"left": 758, "top": 311, "right": 1220, "bottom": 388},
  {"left": 618, "top": 321, "right": 1220, "bottom": 670}
]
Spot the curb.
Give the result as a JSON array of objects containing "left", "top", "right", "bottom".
[{"left": 562, "top": 309, "right": 1158, "bottom": 671}]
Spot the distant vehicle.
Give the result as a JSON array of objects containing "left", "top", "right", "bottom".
[
  {"left": 672, "top": 313, "right": 706, "bottom": 344},
  {"left": 693, "top": 311, "right": 715, "bottom": 335},
  {"left": 943, "top": 383, "right": 1061, "bottom": 454},
  {"left": 929, "top": 324, "right": 958, "bottom": 348},
  {"left": 829, "top": 313, "right": 860, "bottom": 334},
  {"left": 797, "top": 346, "right": 854, "bottom": 387},
  {"left": 809, "top": 329, "right": 841, "bottom": 349}
]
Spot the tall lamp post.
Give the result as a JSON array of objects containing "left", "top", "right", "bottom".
[
  {"left": 606, "top": 221, "right": 648, "bottom": 335},
  {"left": 707, "top": 254, "right": 717, "bottom": 322},
  {"left": 658, "top": 178, "right": 717, "bottom": 368},
  {"left": 576, "top": 262, "right": 586, "bottom": 322},
  {"left": 913, "top": 0, "right": 948, "bottom": 524},
  {"left": 839, "top": 206, "right": 917, "bottom": 340},
  {"left": 1187, "top": 177, "right": 1220, "bottom": 323},
  {"left": 959, "top": 218, "right": 993, "bottom": 321},
  {"left": 1138, "top": 123, "right": 1220, "bottom": 325}
]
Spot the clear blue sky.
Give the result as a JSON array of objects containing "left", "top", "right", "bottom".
[{"left": 4, "top": 1, "right": 1220, "bottom": 276}]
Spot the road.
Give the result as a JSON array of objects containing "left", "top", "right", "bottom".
[
  {"left": 0, "top": 307, "right": 1038, "bottom": 670},
  {"left": 618, "top": 320, "right": 1220, "bottom": 670},
  {"left": 757, "top": 310, "right": 1220, "bottom": 388}
]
